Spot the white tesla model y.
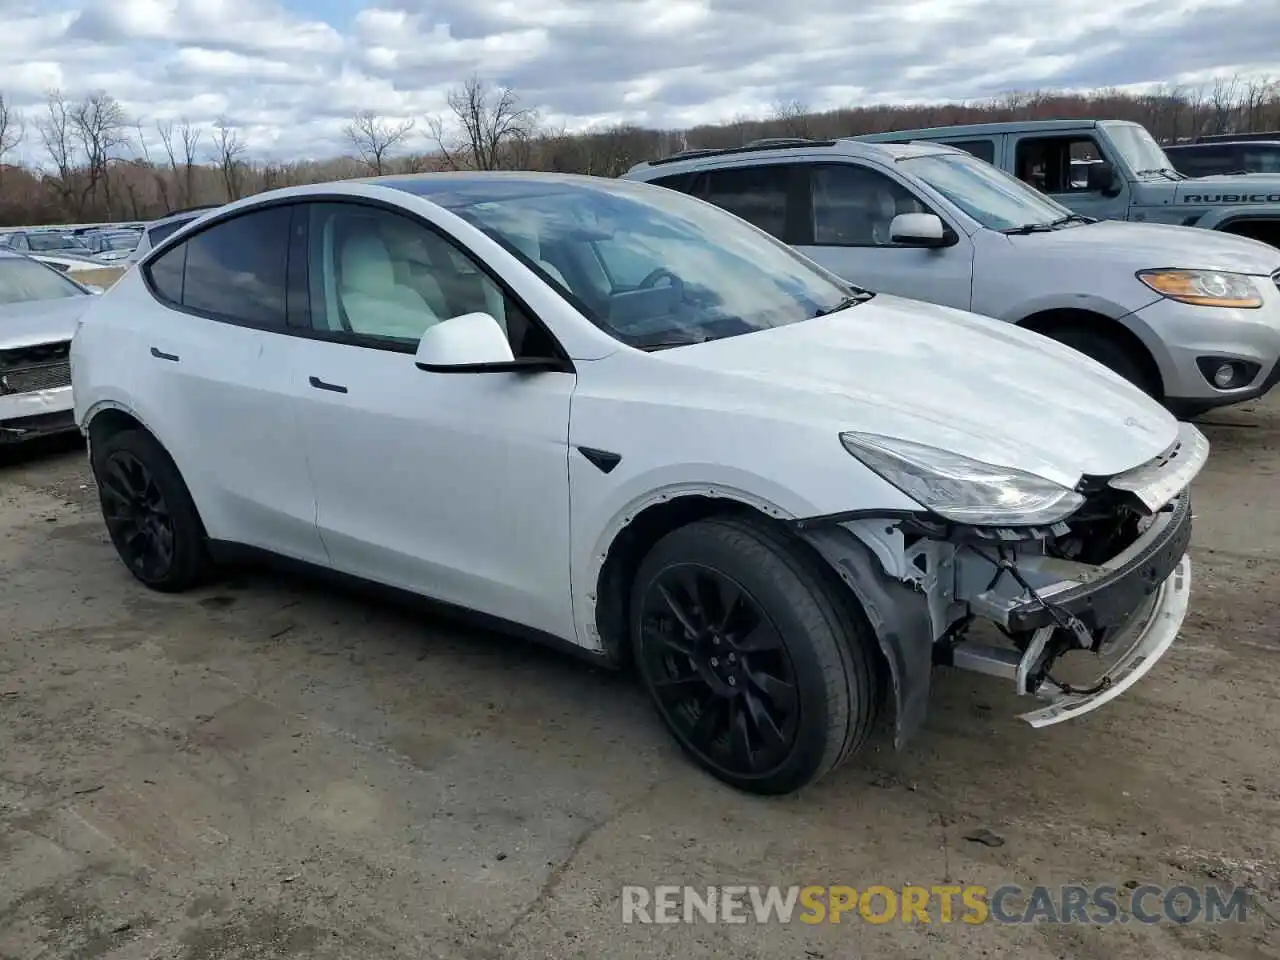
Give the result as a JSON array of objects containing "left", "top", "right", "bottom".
[{"left": 70, "top": 172, "right": 1206, "bottom": 794}]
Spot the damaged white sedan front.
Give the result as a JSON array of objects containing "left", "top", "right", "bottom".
[{"left": 798, "top": 423, "right": 1204, "bottom": 749}]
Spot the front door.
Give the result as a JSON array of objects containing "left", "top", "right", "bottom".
[
  {"left": 791, "top": 162, "right": 975, "bottom": 311},
  {"left": 288, "top": 200, "right": 578, "bottom": 641},
  {"left": 1008, "top": 132, "right": 1131, "bottom": 222}
]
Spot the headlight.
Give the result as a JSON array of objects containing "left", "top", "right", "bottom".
[
  {"left": 1136, "top": 269, "right": 1261, "bottom": 308},
  {"left": 839, "top": 432, "right": 1085, "bottom": 526}
]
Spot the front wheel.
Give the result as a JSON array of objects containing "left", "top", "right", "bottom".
[
  {"left": 630, "top": 516, "right": 882, "bottom": 795},
  {"left": 1044, "top": 326, "right": 1157, "bottom": 397},
  {"left": 91, "top": 427, "right": 210, "bottom": 592}
]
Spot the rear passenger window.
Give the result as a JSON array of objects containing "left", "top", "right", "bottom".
[
  {"left": 180, "top": 207, "right": 292, "bottom": 327},
  {"left": 946, "top": 139, "right": 995, "bottom": 164},
  {"left": 146, "top": 244, "right": 185, "bottom": 303},
  {"left": 696, "top": 165, "right": 791, "bottom": 239}
]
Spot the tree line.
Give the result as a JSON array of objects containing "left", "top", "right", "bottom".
[{"left": 1, "top": 74, "right": 1277, "bottom": 228}]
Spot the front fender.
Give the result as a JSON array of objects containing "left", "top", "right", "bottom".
[{"left": 801, "top": 524, "right": 935, "bottom": 749}]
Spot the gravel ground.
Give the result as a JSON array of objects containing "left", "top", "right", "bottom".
[{"left": 1, "top": 395, "right": 1278, "bottom": 959}]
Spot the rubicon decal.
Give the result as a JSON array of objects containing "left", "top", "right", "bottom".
[{"left": 1182, "top": 193, "right": 1280, "bottom": 203}]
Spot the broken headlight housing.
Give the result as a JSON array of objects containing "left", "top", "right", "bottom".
[{"left": 840, "top": 432, "right": 1085, "bottom": 526}]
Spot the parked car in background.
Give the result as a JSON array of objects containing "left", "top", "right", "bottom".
[
  {"left": 125, "top": 206, "right": 222, "bottom": 264},
  {"left": 3, "top": 230, "right": 95, "bottom": 259},
  {"left": 623, "top": 138, "right": 1280, "bottom": 417},
  {"left": 851, "top": 119, "right": 1280, "bottom": 248},
  {"left": 72, "top": 172, "right": 1205, "bottom": 795},
  {"left": 83, "top": 229, "right": 142, "bottom": 261},
  {"left": 0, "top": 251, "right": 101, "bottom": 443},
  {"left": 1163, "top": 140, "right": 1280, "bottom": 177}
]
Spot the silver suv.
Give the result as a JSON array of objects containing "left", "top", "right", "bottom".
[
  {"left": 622, "top": 138, "right": 1280, "bottom": 416},
  {"left": 127, "top": 206, "right": 222, "bottom": 264}
]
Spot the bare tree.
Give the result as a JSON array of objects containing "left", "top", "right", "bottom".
[
  {"left": 69, "top": 92, "right": 129, "bottom": 218},
  {"left": 344, "top": 110, "right": 415, "bottom": 175},
  {"left": 0, "top": 94, "right": 23, "bottom": 182},
  {"left": 1209, "top": 75, "right": 1241, "bottom": 134},
  {"left": 36, "top": 91, "right": 78, "bottom": 212},
  {"left": 178, "top": 120, "right": 202, "bottom": 205},
  {"left": 428, "top": 76, "right": 538, "bottom": 171},
  {"left": 770, "top": 99, "right": 812, "bottom": 138},
  {"left": 211, "top": 117, "right": 247, "bottom": 200},
  {"left": 134, "top": 119, "right": 172, "bottom": 213}
]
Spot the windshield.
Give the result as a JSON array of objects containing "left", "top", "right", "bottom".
[
  {"left": 27, "top": 233, "right": 88, "bottom": 253},
  {"left": 899, "top": 152, "right": 1070, "bottom": 230},
  {"left": 438, "top": 179, "right": 861, "bottom": 348},
  {"left": 0, "top": 258, "right": 86, "bottom": 304},
  {"left": 1106, "top": 123, "right": 1174, "bottom": 174},
  {"left": 100, "top": 233, "right": 138, "bottom": 251}
]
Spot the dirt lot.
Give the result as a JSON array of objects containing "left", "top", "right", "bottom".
[{"left": 2, "top": 397, "right": 1278, "bottom": 960}]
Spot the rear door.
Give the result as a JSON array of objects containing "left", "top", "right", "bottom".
[{"left": 133, "top": 204, "right": 328, "bottom": 565}]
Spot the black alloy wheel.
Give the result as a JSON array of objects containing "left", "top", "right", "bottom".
[
  {"left": 637, "top": 563, "right": 800, "bottom": 779},
  {"left": 91, "top": 427, "right": 209, "bottom": 591},
  {"left": 99, "top": 449, "right": 176, "bottom": 582}
]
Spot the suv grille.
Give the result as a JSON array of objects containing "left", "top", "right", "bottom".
[{"left": 0, "top": 341, "right": 72, "bottom": 395}]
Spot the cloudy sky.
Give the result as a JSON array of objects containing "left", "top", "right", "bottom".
[{"left": 3, "top": 0, "right": 1277, "bottom": 164}]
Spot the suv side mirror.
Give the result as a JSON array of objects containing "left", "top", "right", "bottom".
[
  {"left": 414, "top": 312, "right": 567, "bottom": 374},
  {"left": 889, "top": 212, "right": 953, "bottom": 248},
  {"left": 1087, "top": 161, "right": 1120, "bottom": 196}
]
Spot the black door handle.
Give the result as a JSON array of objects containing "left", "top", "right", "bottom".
[
  {"left": 309, "top": 376, "right": 348, "bottom": 394},
  {"left": 150, "top": 346, "right": 180, "bottom": 362}
]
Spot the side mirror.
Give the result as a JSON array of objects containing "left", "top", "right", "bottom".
[
  {"left": 1086, "top": 161, "right": 1120, "bottom": 196},
  {"left": 414, "top": 312, "right": 514, "bottom": 371},
  {"left": 889, "top": 212, "right": 952, "bottom": 248}
]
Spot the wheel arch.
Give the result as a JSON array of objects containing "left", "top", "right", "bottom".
[
  {"left": 1015, "top": 307, "right": 1165, "bottom": 399},
  {"left": 83, "top": 400, "right": 210, "bottom": 538},
  {"left": 589, "top": 490, "right": 790, "bottom": 664}
]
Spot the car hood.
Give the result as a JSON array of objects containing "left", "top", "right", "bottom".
[
  {"left": 659, "top": 295, "right": 1178, "bottom": 488},
  {"left": 1175, "top": 173, "right": 1280, "bottom": 194},
  {"left": 0, "top": 296, "right": 92, "bottom": 349},
  {"left": 1007, "top": 218, "right": 1280, "bottom": 275}
]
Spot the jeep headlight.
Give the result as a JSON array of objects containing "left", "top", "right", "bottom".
[
  {"left": 1137, "top": 269, "right": 1262, "bottom": 308},
  {"left": 840, "top": 432, "right": 1085, "bottom": 526}
]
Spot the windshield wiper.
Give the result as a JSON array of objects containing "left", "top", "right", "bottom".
[
  {"left": 1049, "top": 213, "right": 1097, "bottom": 226},
  {"left": 813, "top": 290, "right": 875, "bottom": 317},
  {"left": 1135, "top": 168, "right": 1184, "bottom": 180},
  {"left": 1000, "top": 222, "right": 1056, "bottom": 235},
  {"left": 632, "top": 334, "right": 712, "bottom": 352}
]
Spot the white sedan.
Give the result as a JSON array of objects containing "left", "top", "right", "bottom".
[{"left": 70, "top": 172, "right": 1206, "bottom": 795}]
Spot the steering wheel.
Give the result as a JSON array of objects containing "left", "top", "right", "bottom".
[{"left": 637, "top": 268, "right": 684, "bottom": 297}]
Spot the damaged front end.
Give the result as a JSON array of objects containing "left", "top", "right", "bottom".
[{"left": 797, "top": 422, "right": 1208, "bottom": 747}]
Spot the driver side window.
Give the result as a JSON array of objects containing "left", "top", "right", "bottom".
[
  {"left": 809, "top": 164, "right": 933, "bottom": 246},
  {"left": 304, "top": 203, "right": 552, "bottom": 358}
]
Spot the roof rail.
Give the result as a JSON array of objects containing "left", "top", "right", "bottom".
[{"left": 643, "top": 138, "right": 839, "bottom": 167}]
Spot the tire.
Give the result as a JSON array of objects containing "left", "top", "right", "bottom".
[
  {"left": 1044, "top": 326, "right": 1156, "bottom": 397},
  {"left": 90, "top": 427, "right": 210, "bottom": 592},
  {"left": 630, "top": 515, "right": 881, "bottom": 795}
]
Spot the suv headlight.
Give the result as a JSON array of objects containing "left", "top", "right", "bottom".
[
  {"left": 1137, "top": 269, "right": 1261, "bottom": 308},
  {"left": 840, "top": 432, "right": 1084, "bottom": 526}
]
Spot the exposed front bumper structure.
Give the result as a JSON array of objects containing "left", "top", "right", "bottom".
[
  {"left": 0, "top": 386, "right": 76, "bottom": 442},
  {"left": 801, "top": 421, "right": 1207, "bottom": 746}
]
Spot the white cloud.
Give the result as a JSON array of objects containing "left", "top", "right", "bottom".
[{"left": 0, "top": 0, "right": 1274, "bottom": 166}]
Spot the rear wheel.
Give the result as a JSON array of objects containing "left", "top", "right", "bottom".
[
  {"left": 630, "top": 516, "right": 881, "bottom": 795},
  {"left": 91, "top": 428, "right": 209, "bottom": 591}
]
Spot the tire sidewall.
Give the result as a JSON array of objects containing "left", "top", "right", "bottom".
[
  {"left": 630, "top": 523, "right": 847, "bottom": 793},
  {"left": 91, "top": 428, "right": 206, "bottom": 590}
]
